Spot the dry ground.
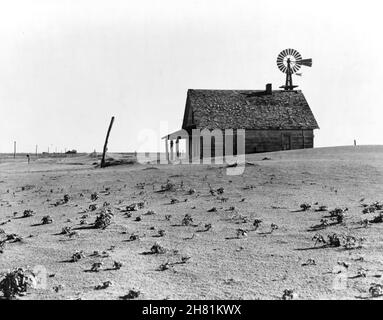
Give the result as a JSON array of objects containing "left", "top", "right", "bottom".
[{"left": 1, "top": 146, "right": 383, "bottom": 300}]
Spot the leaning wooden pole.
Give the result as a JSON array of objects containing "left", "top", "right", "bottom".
[{"left": 101, "top": 116, "right": 115, "bottom": 168}]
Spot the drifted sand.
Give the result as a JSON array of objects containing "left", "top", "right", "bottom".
[{"left": 1, "top": 146, "right": 383, "bottom": 300}]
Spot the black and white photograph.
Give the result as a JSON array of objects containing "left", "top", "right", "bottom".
[{"left": 1, "top": 0, "right": 383, "bottom": 307}]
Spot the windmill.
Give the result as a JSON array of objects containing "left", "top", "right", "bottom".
[{"left": 277, "top": 49, "right": 312, "bottom": 90}]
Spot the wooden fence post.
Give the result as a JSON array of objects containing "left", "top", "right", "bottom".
[{"left": 101, "top": 116, "right": 115, "bottom": 168}]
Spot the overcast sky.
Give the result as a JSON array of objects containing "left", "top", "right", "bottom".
[{"left": 0, "top": 0, "right": 382, "bottom": 153}]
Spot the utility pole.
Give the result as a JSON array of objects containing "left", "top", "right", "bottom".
[
  {"left": 101, "top": 116, "right": 115, "bottom": 168},
  {"left": 35, "top": 145, "right": 38, "bottom": 157},
  {"left": 13, "top": 141, "right": 16, "bottom": 159}
]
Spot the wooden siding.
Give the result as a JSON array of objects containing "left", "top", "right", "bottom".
[
  {"left": 192, "top": 129, "right": 314, "bottom": 158},
  {"left": 244, "top": 129, "right": 313, "bottom": 153}
]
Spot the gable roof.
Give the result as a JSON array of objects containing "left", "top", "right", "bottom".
[{"left": 182, "top": 89, "right": 319, "bottom": 130}]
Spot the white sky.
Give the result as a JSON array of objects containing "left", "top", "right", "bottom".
[{"left": 0, "top": 0, "right": 382, "bottom": 153}]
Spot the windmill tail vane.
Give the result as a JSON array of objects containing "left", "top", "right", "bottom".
[{"left": 277, "top": 49, "right": 312, "bottom": 90}]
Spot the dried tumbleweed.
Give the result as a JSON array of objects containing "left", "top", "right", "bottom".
[
  {"left": 369, "top": 283, "right": 383, "bottom": 297},
  {"left": 94, "top": 209, "right": 113, "bottom": 229},
  {"left": 41, "top": 215, "right": 53, "bottom": 225},
  {"left": 182, "top": 214, "right": 193, "bottom": 226},
  {"left": 0, "top": 268, "right": 36, "bottom": 299},
  {"left": 150, "top": 242, "right": 166, "bottom": 254},
  {"left": 23, "top": 210, "right": 35, "bottom": 218},
  {"left": 95, "top": 281, "right": 112, "bottom": 290},
  {"left": 120, "top": 289, "right": 141, "bottom": 300},
  {"left": 282, "top": 289, "right": 297, "bottom": 300},
  {"left": 71, "top": 250, "right": 85, "bottom": 262}
]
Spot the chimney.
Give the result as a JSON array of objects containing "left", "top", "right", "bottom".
[{"left": 266, "top": 83, "right": 272, "bottom": 94}]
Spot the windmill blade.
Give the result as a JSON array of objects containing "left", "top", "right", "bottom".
[
  {"left": 292, "top": 64, "right": 301, "bottom": 73},
  {"left": 295, "top": 73, "right": 302, "bottom": 76},
  {"left": 294, "top": 50, "right": 302, "bottom": 60},
  {"left": 297, "top": 58, "right": 312, "bottom": 67}
]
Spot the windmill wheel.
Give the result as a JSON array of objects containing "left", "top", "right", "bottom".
[{"left": 277, "top": 49, "right": 302, "bottom": 74}]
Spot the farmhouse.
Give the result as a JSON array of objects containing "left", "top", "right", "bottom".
[{"left": 163, "top": 84, "right": 319, "bottom": 161}]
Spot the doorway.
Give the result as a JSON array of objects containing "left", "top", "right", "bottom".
[{"left": 282, "top": 134, "right": 291, "bottom": 150}]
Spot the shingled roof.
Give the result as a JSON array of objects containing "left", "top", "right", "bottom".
[{"left": 182, "top": 89, "right": 319, "bottom": 130}]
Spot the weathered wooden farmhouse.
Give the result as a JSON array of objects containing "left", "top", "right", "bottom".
[{"left": 163, "top": 84, "right": 319, "bottom": 161}]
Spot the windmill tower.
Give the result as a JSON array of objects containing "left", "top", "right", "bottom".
[{"left": 277, "top": 49, "right": 312, "bottom": 90}]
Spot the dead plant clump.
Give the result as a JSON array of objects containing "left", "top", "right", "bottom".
[
  {"left": 362, "top": 201, "right": 383, "bottom": 214},
  {"left": 41, "top": 215, "right": 53, "bottom": 225},
  {"left": 60, "top": 226, "right": 72, "bottom": 235},
  {"left": 253, "top": 219, "right": 262, "bottom": 230},
  {"left": 333, "top": 212, "right": 347, "bottom": 224},
  {"left": 95, "top": 281, "right": 112, "bottom": 290},
  {"left": 71, "top": 250, "right": 85, "bottom": 262},
  {"left": 113, "top": 261, "right": 123, "bottom": 270},
  {"left": 320, "top": 219, "right": 330, "bottom": 228},
  {"left": 270, "top": 223, "right": 279, "bottom": 233},
  {"left": 203, "top": 224, "right": 212, "bottom": 232},
  {"left": 161, "top": 180, "right": 176, "bottom": 192},
  {"left": 23, "top": 209, "right": 35, "bottom": 218},
  {"left": 300, "top": 203, "right": 311, "bottom": 211},
  {"left": 120, "top": 289, "right": 141, "bottom": 300},
  {"left": 91, "top": 192, "right": 99, "bottom": 201},
  {"left": 282, "top": 289, "right": 297, "bottom": 300},
  {"left": 150, "top": 242, "right": 167, "bottom": 254},
  {"left": 89, "top": 204, "right": 97, "bottom": 212},
  {"left": 5, "top": 233, "right": 22, "bottom": 243},
  {"left": 165, "top": 214, "right": 172, "bottom": 221},
  {"left": 188, "top": 188, "right": 196, "bottom": 195},
  {"left": 127, "top": 202, "right": 145, "bottom": 211},
  {"left": 94, "top": 209, "right": 114, "bottom": 229},
  {"left": 0, "top": 268, "right": 37, "bottom": 299},
  {"left": 145, "top": 210, "right": 156, "bottom": 215},
  {"left": 158, "top": 262, "right": 170, "bottom": 271},
  {"left": 216, "top": 187, "right": 224, "bottom": 194},
  {"left": 315, "top": 205, "right": 328, "bottom": 212},
  {"left": 181, "top": 214, "right": 193, "bottom": 226},
  {"left": 370, "top": 213, "right": 383, "bottom": 224},
  {"left": 236, "top": 228, "right": 247, "bottom": 238},
  {"left": 360, "top": 219, "right": 370, "bottom": 228},
  {"left": 90, "top": 262, "right": 103, "bottom": 272},
  {"left": 329, "top": 208, "right": 348, "bottom": 221},
  {"left": 126, "top": 203, "right": 138, "bottom": 212},
  {"left": 302, "top": 258, "right": 316, "bottom": 266},
  {"left": 369, "top": 283, "right": 383, "bottom": 297},
  {"left": 129, "top": 234, "right": 140, "bottom": 241},
  {"left": 63, "top": 194, "right": 70, "bottom": 203},
  {"left": 312, "top": 234, "right": 326, "bottom": 247},
  {"left": 327, "top": 233, "right": 342, "bottom": 247},
  {"left": 158, "top": 229, "right": 166, "bottom": 237},
  {"left": 125, "top": 211, "right": 133, "bottom": 218},
  {"left": 170, "top": 198, "right": 180, "bottom": 205},
  {"left": 343, "top": 236, "right": 364, "bottom": 250}
]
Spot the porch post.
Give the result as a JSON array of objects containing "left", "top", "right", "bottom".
[
  {"left": 165, "top": 137, "right": 169, "bottom": 162},
  {"left": 170, "top": 140, "right": 174, "bottom": 161}
]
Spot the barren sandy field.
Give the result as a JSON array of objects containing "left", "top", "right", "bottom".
[{"left": 1, "top": 146, "right": 383, "bottom": 300}]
